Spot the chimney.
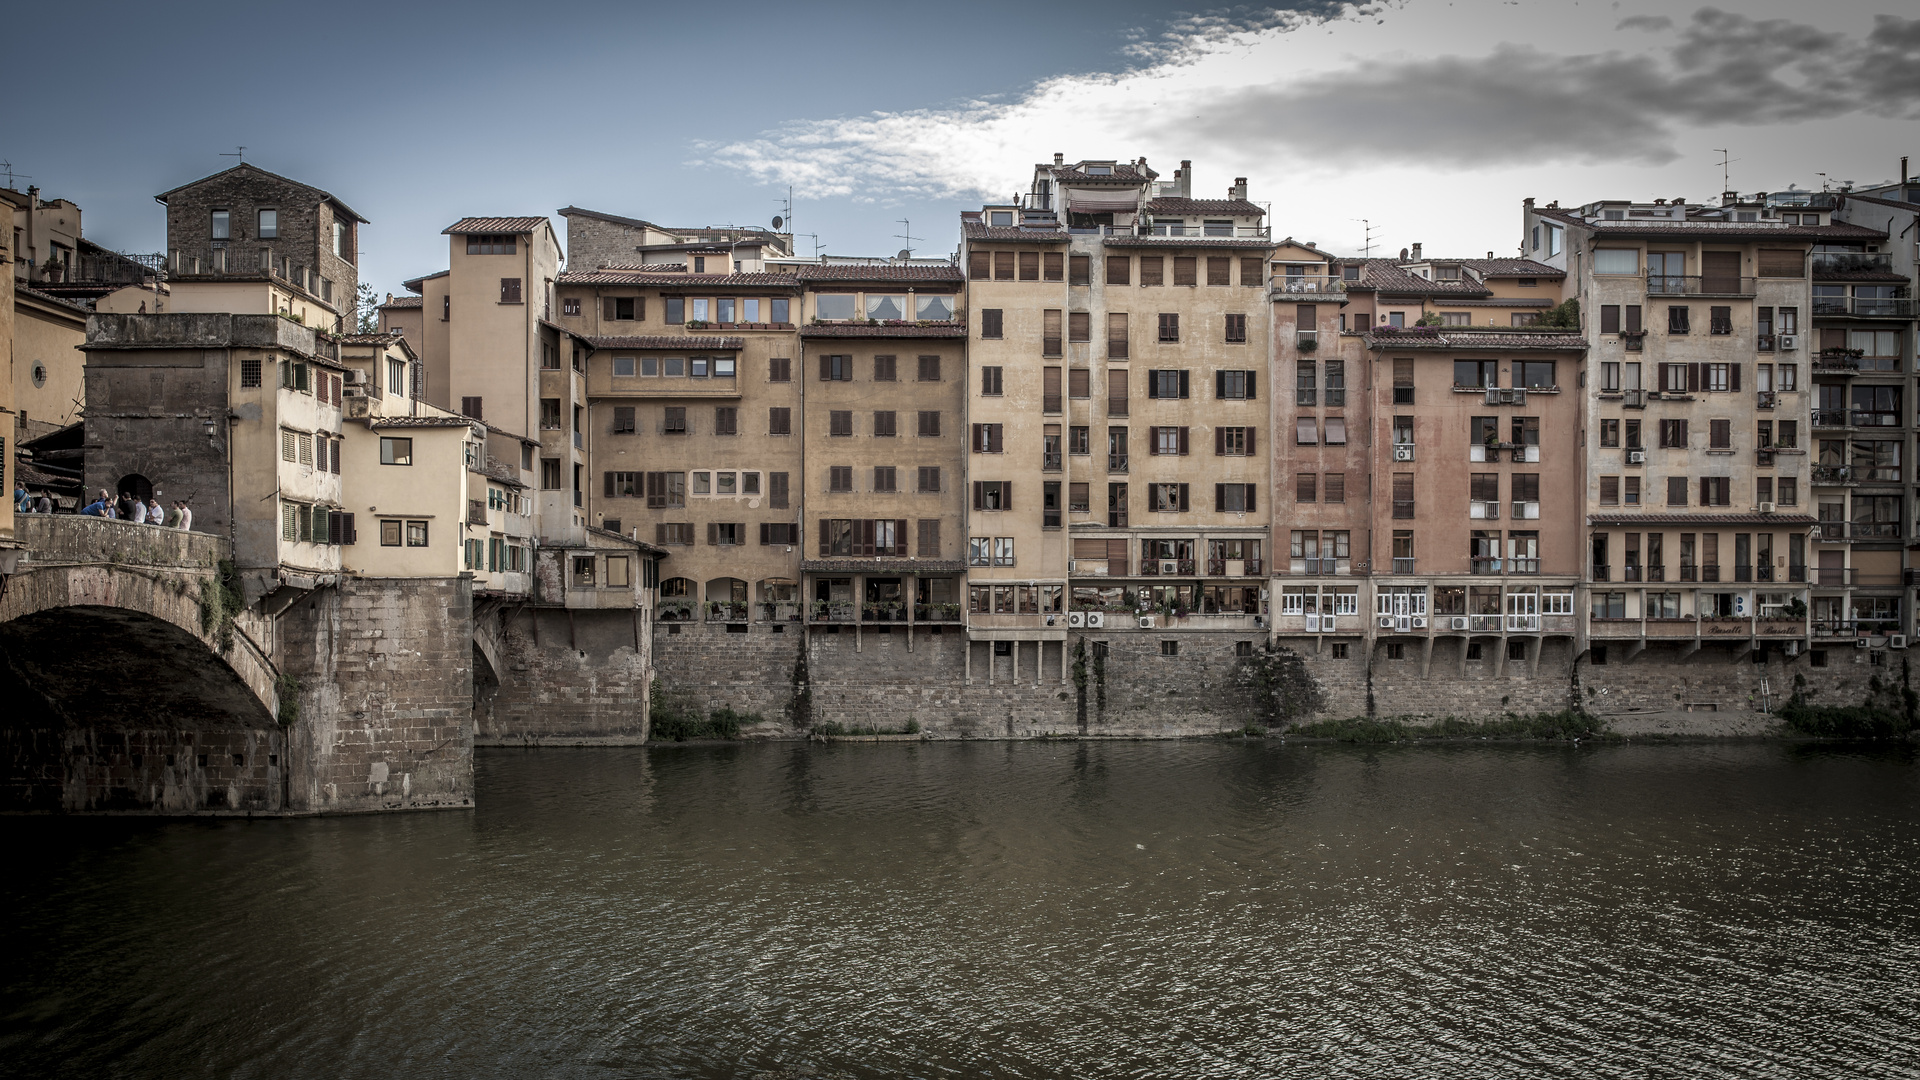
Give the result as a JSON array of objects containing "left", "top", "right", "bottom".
[
  {"left": 1180, "top": 160, "right": 1192, "bottom": 198},
  {"left": 25, "top": 185, "right": 39, "bottom": 280},
  {"left": 1722, "top": 191, "right": 1739, "bottom": 207},
  {"left": 1399, "top": 247, "right": 1409, "bottom": 261},
  {"left": 1053, "top": 152, "right": 1064, "bottom": 167},
  {"left": 1523, "top": 196, "right": 1535, "bottom": 208},
  {"left": 1410, "top": 242, "right": 1423, "bottom": 261},
  {"left": 1487, "top": 251, "right": 1495, "bottom": 260},
  {"left": 1230, "top": 177, "right": 1248, "bottom": 201},
  {"left": 1903, "top": 155, "right": 1910, "bottom": 182}
]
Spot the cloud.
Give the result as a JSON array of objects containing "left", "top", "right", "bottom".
[{"left": 701, "top": 7, "right": 1920, "bottom": 201}]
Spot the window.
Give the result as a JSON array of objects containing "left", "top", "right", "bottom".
[
  {"left": 866, "top": 295, "right": 907, "bottom": 320},
  {"left": 1173, "top": 257, "right": 1197, "bottom": 286},
  {"left": 829, "top": 466, "right": 853, "bottom": 492},
  {"left": 1157, "top": 313, "right": 1179, "bottom": 342},
  {"left": 1324, "top": 361, "right": 1344, "bottom": 406},
  {"left": 1218, "top": 427, "right": 1252, "bottom": 456},
  {"left": 466, "top": 234, "right": 515, "bottom": 255},
  {"left": 1295, "top": 417, "right": 1318, "bottom": 445},
  {"left": 981, "top": 366, "right": 1003, "bottom": 395},
  {"left": 1150, "top": 369, "right": 1188, "bottom": 399},
  {"left": 1667, "top": 477, "right": 1688, "bottom": 506},
  {"left": 917, "top": 411, "right": 941, "bottom": 438},
  {"left": 816, "top": 294, "right": 857, "bottom": 320},
  {"left": 1108, "top": 313, "right": 1129, "bottom": 358},
  {"left": 1601, "top": 419, "right": 1620, "bottom": 447},
  {"left": 1069, "top": 369, "right": 1091, "bottom": 399},
  {"left": 1109, "top": 483, "right": 1129, "bottom": 527},
  {"left": 1106, "top": 255, "right": 1130, "bottom": 285},
  {"left": 500, "top": 278, "right": 522, "bottom": 303},
  {"left": 613, "top": 406, "right": 636, "bottom": 435},
  {"left": 918, "top": 467, "right": 942, "bottom": 492},
  {"left": 972, "top": 423, "right": 1004, "bottom": 453},
  {"left": 1454, "top": 360, "right": 1497, "bottom": 388},
  {"left": 1107, "top": 369, "right": 1128, "bottom": 416},
  {"left": 1153, "top": 426, "right": 1184, "bottom": 456},
  {"left": 1068, "top": 483, "right": 1090, "bottom": 513},
  {"left": 1325, "top": 418, "right": 1347, "bottom": 445},
  {"left": 241, "top": 358, "right": 262, "bottom": 388},
  {"left": 1019, "top": 252, "right": 1039, "bottom": 281},
  {"left": 1699, "top": 477, "right": 1731, "bottom": 506},
  {"left": 1668, "top": 306, "right": 1690, "bottom": 334},
  {"left": 1069, "top": 254, "right": 1091, "bottom": 284},
  {"left": 1069, "top": 311, "right": 1091, "bottom": 343},
  {"left": 918, "top": 520, "right": 941, "bottom": 556},
  {"left": 1140, "top": 256, "right": 1164, "bottom": 286},
  {"left": 1043, "top": 310, "right": 1062, "bottom": 356},
  {"left": 664, "top": 407, "right": 687, "bottom": 434},
  {"left": 1710, "top": 418, "right": 1731, "bottom": 449},
  {"left": 769, "top": 407, "right": 792, "bottom": 435},
  {"left": 380, "top": 437, "right": 412, "bottom": 465},
  {"left": 406, "top": 520, "right": 429, "bottom": 547},
  {"left": 1219, "top": 370, "right": 1255, "bottom": 400},
  {"left": 874, "top": 467, "right": 897, "bottom": 493},
  {"left": 973, "top": 481, "right": 1012, "bottom": 511},
  {"left": 981, "top": 309, "right": 1004, "bottom": 339},
  {"left": 1710, "top": 305, "right": 1732, "bottom": 335},
  {"left": 1660, "top": 419, "right": 1689, "bottom": 448},
  {"left": 769, "top": 472, "right": 788, "bottom": 509},
  {"left": 714, "top": 407, "right": 738, "bottom": 436},
  {"left": 1222, "top": 313, "right": 1249, "bottom": 344},
  {"left": 540, "top": 398, "right": 562, "bottom": 429},
  {"left": 819, "top": 354, "right": 853, "bottom": 381},
  {"left": 830, "top": 410, "right": 853, "bottom": 436},
  {"left": 1069, "top": 426, "right": 1089, "bottom": 455},
  {"left": 1148, "top": 483, "right": 1188, "bottom": 512},
  {"left": 872, "top": 410, "right": 896, "bottom": 437},
  {"left": 542, "top": 460, "right": 562, "bottom": 490},
  {"left": 459, "top": 395, "right": 482, "bottom": 419},
  {"left": 1216, "top": 484, "right": 1256, "bottom": 513},
  {"left": 209, "top": 209, "right": 230, "bottom": 240},
  {"left": 1515, "top": 362, "right": 1555, "bottom": 389},
  {"left": 917, "top": 355, "right": 941, "bottom": 381}
]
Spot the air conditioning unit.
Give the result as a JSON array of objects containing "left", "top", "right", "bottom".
[
  {"left": 345, "top": 369, "right": 368, "bottom": 385},
  {"left": 1139, "top": 615, "right": 1157, "bottom": 629},
  {"left": 1484, "top": 389, "right": 1500, "bottom": 406},
  {"left": 1856, "top": 637, "right": 1870, "bottom": 649},
  {"left": 1779, "top": 334, "right": 1799, "bottom": 350},
  {"left": 1758, "top": 501, "right": 1777, "bottom": 514},
  {"left": 1393, "top": 444, "right": 1415, "bottom": 462},
  {"left": 1305, "top": 614, "right": 1320, "bottom": 632},
  {"left": 1412, "top": 616, "right": 1428, "bottom": 628},
  {"left": 1892, "top": 635, "right": 1909, "bottom": 650},
  {"left": 1784, "top": 641, "right": 1800, "bottom": 657},
  {"left": 1627, "top": 450, "right": 1646, "bottom": 464},
  {"left": 1161, "top": 560, "right": 1178, "bottom": 574},
  {"left": 1045, "top": 614, "right": 1057, "bottom": 626},
  {"left": 1067, "top": 611, "right": 1087, "bottom": 628},
  {"left": 1395, "top": 617, "right": 1412, "bottom": 633},
  {"left": 1085, "top": 612, "right": 1105, "bottom": 628},
  {"left": 1510, "top": 389, "right": 1527, "bottom": 405},
  {"left": 1377, "top": 615, "right": 1396, "bottom": 629},
  {"left": 1449, "top": 616, "right": 1470, "bottom": 630},
  {"left": 342, "top": 385, "right": 366, "bottom": 398}
]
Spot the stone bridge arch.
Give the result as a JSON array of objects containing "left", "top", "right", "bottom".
[{"left": 0, "top": 516, "right": 283, "bottom": 811}]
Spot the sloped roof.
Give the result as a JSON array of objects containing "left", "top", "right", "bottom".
[
  {"left": 556, "top": 269, "right": 799, "bottom": 289},
  {"left": 962, "top": 221, "right": 1069, "bottom": 242},
  {"left": 588, "top": 335, "right": 748, "bottom": 350},
  {"left": 1588, "top": 512, "right": 1817, "bottom": 526},
  {"left": 1353, "top": 259, "right": 1493, "bottom": 296},
  {"left": 1047, "top": 162, "right": 1156, "bottom": 182},
  {"left": 801, "top": 323, "right": 966, "bottom": 339},
  {"left": 333, "top": 331, "right": 405, "bottom": 345},
  {"left": 1146, "top": 197, "right": 1264, "bottom": 216},
  {"left": 401, "top": 269, "right": 448, "bottom": 293},
  {"left": 596, "top": 262, "right": 688, "bottom": 273},
  {"left": 796, "top": 263, "right": 964, "bottom": 283},
  {"left": 379, "top": 295, "right": 423, "bottom": 309},
  {"left": 1463, "top": 258, "right": 1564, "bottom": 278},
  {"left": 153, "top": 162, "right": 368, "bottom": 223},
  {"left": 443, "top": 216, "right": 549, "bottom": 235},
  {"left": 370, "top": 415, "right": 477, "bottom": 429},
  {"left": 1842, "top": 193, "right": 1920, "bottom": 211},
  {"left": 1536, "top": 208, "right": 1886, "bottom": 242},
  {"left": 1361, "top": 328, "right": 1587, "bottom": 350}
]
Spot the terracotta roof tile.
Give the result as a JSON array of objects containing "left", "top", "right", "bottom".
[
  {"left": 1588, "top": 512, "right": 1817, "bottom": 526},
  {"left": 556, "top": 269, "right": 799, "bottom": 288},
  {"left": 1841, "top": 193, "right": 1920, "bottom": 211},
  {"left": 1462, "top": 258, "right": 1565, "bottom": 277},
  {"left": 371, "top": 415, "right": 481, "bottom": 429},
  {"left": 1812, "top": 270, "right": 1911, "bottom": 283},
  {"left": 588, "top": 334, "right": 748, "bottom": 350},
  {"left": 796, "top": 263, "right": 965, "bottom": 283},
  {"left": 1355, "top": 259, "right": 1492, "bottom": 296},
  {"left": 802, "top": 558, "right": 967, "bottom": 574},
  {"left": 379, "top": 295, "right": 423, "bottom": 309},
  {"left": 961, "top": 221, "right": 1068, "bottom": 242},
  {"left": 800, "top": 323, "right": 966, "bottom": 339},
  {"left": 595, "top": 262, "right": 688, "bottom": 273},
  {"left": 1046, "top": 163, "right": 1155, "bottom": 182},
  {"left": 1145, "top": 197, "right": 1265, "bottom": 216},
  {"left": 333, "top": 331, "right": 404, "bottom": 345},
  {"left": 1100, "top": 235, "right": 1273, "bottom": 250},
  {"left": 1361, "top": 328, "right": 1588, "bottom": 350},
  {"left": 442, "top": 216, "right": 549, "bottom": 235}
]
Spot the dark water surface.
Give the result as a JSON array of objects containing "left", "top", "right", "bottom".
[{"left": 4, "top": 741, "right": 1919, "bottom": 1079}]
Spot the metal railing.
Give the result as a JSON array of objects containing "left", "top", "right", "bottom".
[
  {"left": 706, "top": 601, "right": 750, "bottom": 622},
  {"left": 1107, "top": 454, "right": 1129, "bottom": 473},
  {"left": 1140, "top": 223, "right": 1271, "bottom": 239},
  {"left": 1812, "top": 252, "right": 1892, "bottom": 274},
  {"left": 1391, "top": 558, "right": 1417, "bottom": 574},
  {"left": 809, "top": 600, "right": 858, "bottom": 623},
  {"left": 915, "top": 603, "right": 963, "bottom": 622},
  {"left": 1812, "top": 408, "right": 1850, "bottom": 428},
  {"left": 1270, "top": 276, "right": 1348, "bottom": 295},
  {"left": 1471, "top": 557, "right": 1504, "bottom": 575},
  {"left": 1812, "top": 464, "right": 1854, "bottom": 484},
  {"left": 1645, "top": 274, "right": 1757, "bottom": 296},
  {"left": 861, "top": 601, "right": 908, "bottom": 623},
  {"left": 1042, "top": 451, "right": 1062, "bottom": 471}
]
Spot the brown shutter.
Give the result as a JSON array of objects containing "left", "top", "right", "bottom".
[
  {"left": 656, "top": 523, "right": 667, "bottom": 544},
  {"left": 1730, "top": 364, "right": 1741, "bottom": 391},
  {"left": 896, "top": 520, "right": 908, "bottom": 556},
  {"left": 1758, "top": 249, "right": 1804, "bottom": 278},
  {"left": 1178, "top": 427, "right": 1189, "bottom": 455},
  {"left": 603, "top": 297, "right": 617, "bottom": 320},
  {"left": 1215, "top": 427, "right": 1226, "bottom": 456},
  {"left": 1179, "top": 370, "right": 1190, "bottom": 398},
  {"left": 1246, "top": 427, "right": 1256, "bottom": 455},
  {"left": 971, "top": 423, "right": 982, "bottom": 452},
  {"left": 820, "top": 355, "right": 832, "bottom": 380},
  {"left": 1245, "top": 371, "right": 1255, "bottom": 400},
  {"left": 1177, "top": 484, "right": 1189, "bottom": 512},
  {"left": 1215, "top": 483, "right": 1225, "bottom": 510},
  {"left": 819, "top": 519, "right": 830, "bottom": 556},
  {"left": 1004, "top": 482, "right": 1012, "bottom": 511},
  {"left": 760, "top": 523, "right": 770, "bottom": 545},
  {"left": 1245, "top": 485, "right": 1256, "bottom": 513},
  {"left": 1687, "top": 363, "right": 1700, "bottom": 392},
  {"left": 707, "top": 523, "right": 718, "bottom": 546},
  {"left": 603, "top": 472, "right": 615, "bottom": 498},
  {"left": 858, "top": 519, "right": 875, "bottom": 557},
  {"left": 972, "top": 481, "right": 983, "bottom": 510},
  {"left": 989, "top": 425, "right": 1003, "bottom": 453}
]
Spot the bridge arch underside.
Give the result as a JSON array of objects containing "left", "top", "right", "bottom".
[{"left": 0, "top": 606, "right": 283, "bottom": 813}]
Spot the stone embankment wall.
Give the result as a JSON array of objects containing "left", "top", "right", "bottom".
[
  {"left": 279, "top": 577, "right": 474, "bottom": 812},
  {"left": 653, "top": 623, "right": 1907, "bottom": 737},
  {"left": 476, "top": 606, "right": 652, "bottom": 745}
]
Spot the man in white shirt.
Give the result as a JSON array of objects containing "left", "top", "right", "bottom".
[{"left": 177, "top": 501, "right": 194, "bottom": 532}]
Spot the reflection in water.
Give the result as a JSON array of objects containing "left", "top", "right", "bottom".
[{"left": 4, "top": 742, "right": 1918, "bottom": 1078}]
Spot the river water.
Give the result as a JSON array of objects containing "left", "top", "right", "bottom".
[{"left": 4, "top": 741, "right": 1919, "bottom": 1078}]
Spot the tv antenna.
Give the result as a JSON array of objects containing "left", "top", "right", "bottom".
[
  {"left": 221, "top": 146, "right": 247, "bottom": 164},
  {"left": 0, "top": 161, "right": 28, "bottom": 188},
  {"left": 772, "top": 185, "right": 792, "bottom": 234},
  {"left": 895, "top": 218, "right": 923, "bottom": 258},
  {"left": 795, "top": 232, "right": 824, "bottom": 259},
  {"left": 1353, "top": 218, "right": 1380, "bottom": 259},
  {"left": 1713, "top": 148, "right": 1740, "bottom": 192}
]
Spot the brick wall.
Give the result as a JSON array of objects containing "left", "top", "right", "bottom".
[
  {"left": 280, "top": 578, "right": 473, "bottom": 811},
  {"left": 478, "top": 607, "right": 652, "bottom": 744},
  {"left": 163, "top": 165, "right": 358, "bottom": 316}
]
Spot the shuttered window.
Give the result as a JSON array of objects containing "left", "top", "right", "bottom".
[
  {"left": 1043, "top": 251, "right": 1063, "bottom": 281},
  {"left": 1107, "top": 256, "right": 1130, "bottom": 285},
  {"left": 1069, "top": 311, "right": 1091, "bottom": 342},
  {"left": 1018, "top": 251, "right": 1039, "bottom": 280},
  {"left": 1758, "top": 249, "right": 1805, "bottom": 278}
]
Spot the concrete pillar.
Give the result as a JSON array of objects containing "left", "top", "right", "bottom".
[
  {"left": 1013, "top": 639, "right": 1020, "bottom": 683},
  {"left": 1420, "top": 635, "right": 1435, "bottom": 679},
  {"left": 965, "top": 639, "right": 972, "bottom": 684}
]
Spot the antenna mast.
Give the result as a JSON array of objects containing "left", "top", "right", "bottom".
[
  {"left": 1714, "top": 148, "right": 1740, "bottom": 193},
  {"left": 1353, "top": 219, "right": 1380, "bottom": 259},
  {"left": 221, "top": 146, "right": 247, "bottom": 164},
  {"left": 0, "top": 161, "right": 29, "bottom": 188},
  {"left": 895, "top": 218, "right": 923, "bottom": 259}
]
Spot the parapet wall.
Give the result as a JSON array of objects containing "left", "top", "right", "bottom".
[{"left": 476, "top": 606, "right": 652, "bottom": 745}]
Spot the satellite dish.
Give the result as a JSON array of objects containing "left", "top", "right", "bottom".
[
  {"left": 771, "top": 215, "right": 784, "bottom": 230},
  {"left": 897, "top": 249, "right": 912, "bottom": 260}
]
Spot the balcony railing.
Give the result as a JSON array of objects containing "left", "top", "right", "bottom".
[
  {"left": 1139, "top": 223, "right": 1272, "bottom": 239},
  {"left": 1812, "top": 464, "right": 1854, "bottom": 484},
  {"left": 1647, "top": 564, "right": 1666, "bottom": 582},
  {"left": 861, "top": 601, "right": 908, "bottom": 623},
  {"left": 1645, "top": 274, "right": 1757, "bottom": 297},
  {"left": 1107, "top": 454, "right": 1128, "bottom": 473},
  {"left": 1391, "top": 558, "right": 1417, "bottom": 574},
  {"left": 1270, "top": 276, "right": 1348, "bottom": 296},
  {"left": 1471, "top": 557, "right": 1504, "bottom": 575},
  {"left": 1812, "top": 252, "right": 1893, "bottom": 275},
  {"left": 1506, "top": 615, "right": 1542, "bottom": 633},
  {"left": 1818, "top": 521, "right": 1846, "bottom": 541},
  {"left": 914, "top": 603, "right": 963, "bottom": 622},
  {"left": 1812, "top": 408, "right": 1850, "bottom": 429},
  {"left": 1851, "top": 521, "right": 1902, "bottom": 539},
  {"left": 1813, "top": 352, "right": 1862, "bottom": 373},
  {"left": 1508, "top": 558, "right": 1541, "bottom": 574},
  {"left": 1042, "top": 452, "right": 1062, "bottom": 471},
  {"left": 1624, "top": 564, "right": 1643, "bottom": 582},
  {"left": 1591, "top": 565, "right": 1610, "bottom": 582},
  {"left": 1679, "top": 565, "right": 1697, "bottom": 581},
  {"left": 809, "top": 600, "right": 858, "bottom": 623},
  {"left": 658, "top": 599, "right": 698, "bottom": 622},
  {"left": 706, "top": 600, "right": 750, "bottom": 623},
  {"left": 759, "top": 601, "right": 803, "bottom": 623}
]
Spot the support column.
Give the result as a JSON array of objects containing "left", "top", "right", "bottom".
[
  {"left": 965, "top": 639, "right": 972, "bottom": 684},
  {"left": 1528, "top": 637, "right": 1541, "bottom": 676},
  {"left": 1062, "top": 637, "right": 1071, "bottom": 683},
  {"left": 1013, "top": 638, "right": 1020, "bottom": 683},
  {"left": 1420, "top": 635, "right": 1435, "bottom": 679}
]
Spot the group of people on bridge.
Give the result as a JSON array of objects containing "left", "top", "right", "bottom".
[{"left": 14, "top": 486, "right": 194, "bottom": 531}]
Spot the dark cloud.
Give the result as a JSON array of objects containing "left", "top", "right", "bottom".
[
  {"left": 1168, "top": 9, "right": 1920, "bottom": 166},
  {"left": 1616, "top": 15, "right": 1673, "bottom": 32}
]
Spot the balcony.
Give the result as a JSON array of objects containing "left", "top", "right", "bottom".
[
  {"left": 759, "top": 601, "right": 803, "bottom": 623},
  {"left": 1812, "top": 464, "right": 1854, "bottom": 485},
  {"left": 1624, "top": 565, "right": 1643, "bottom": 582},
  {"left": 1817, "top": 522, "right": 1846, "bottom": 542},
  {"left": 861, "top": 601, "right": 908, "bottom": 623},
  {"left": 1812, "top": 408, "right": 1850, "bottom": 429},
  {"left": 1206, "top": 559, "right": 1265, "bottom": 577},
  {"left": 1591, "top": 565, "right": 1610, "bottom": 582},
  {"left": 1506, "top": 615, "right": 1542, "bottom": 633},
  {"left": 1645, "top": 274, "right": 1757, "bottom": 297},
  {"left": 1139, "top": 223, "right": 1271, "bottom": 239},
  {"left": 1288, "top": 558, "right": 1344, "bottom": 576},
  {"left": 1812, "top": 251, "right": 1893, "bottom": 275},
  {"left": 1391, "top": 558, "right": 1417, "bottom": 574},
  {"left": 1757, "top": 449, "right": 1776, "bottom": 467},
  {"left": 1107, "top": 454, "right": 1129, "bottom": 473},
  {"left": 1508, "top": 558, "right": 1541, "bottom": 574},
  {"left": 1622, "top": 389, "right": 1647, "bottom": 408},
  {"left": 1468, "top": 614, "right": 1504, "bottom": 632},
  {"left": 1270, "top": 275, "right": 1348, "bottom": 296},
  {"left": 1469, "top": 500, "right": 1500, "bottom": 521},
  {"left": 657, "top": 599, "right": 698, "bottom": 622},
  {"left": 706, "top": 600, "right": 750, "bottom": 623},
  {"left": 1471, "top": 557, "right": 1505, "bottom": 575},
  {"left": 1813, "top": 351, "right": 1862, "bottom": 373},
  {"left": 809, "top": 600, "right": 858, "bottom": 623},
  {"left": 1756, "top": 391, "right": 1778, "bottom": 409},
  {"left": 914, "top": 603, "right": 964, "bottom": 623},
  {"left": 1851, "top": 521, "right": 1903, "bottom": 540}
]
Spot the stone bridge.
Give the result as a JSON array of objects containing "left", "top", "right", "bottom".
[{"left": 0, "top": 515, "right": 285, "bottom": 811}]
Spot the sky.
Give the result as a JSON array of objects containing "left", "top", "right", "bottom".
[{"left": 7, "top": 0, "right": 1917, "bottom": 301}]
